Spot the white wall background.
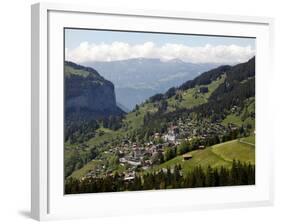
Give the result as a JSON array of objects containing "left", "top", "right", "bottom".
[{"left": 0, "top": 0, "right": 279, "bottom": 223}]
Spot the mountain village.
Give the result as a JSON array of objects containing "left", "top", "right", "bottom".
[{"left": 82, "top": 117, "right": 237, "bottom": 182}]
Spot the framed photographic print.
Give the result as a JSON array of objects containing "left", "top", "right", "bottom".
[{"left": 31, "top": 2, "right": 274, "bottom": 221}]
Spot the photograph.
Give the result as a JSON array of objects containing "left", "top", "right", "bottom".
[{"left": 64, "top": 28, "right": 256, "bottom": 194}]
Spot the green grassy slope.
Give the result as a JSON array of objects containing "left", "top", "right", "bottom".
[
  {"left": 241, "top": 135, "right": 255, "bottom": 145},
  {"left": 167, "top": 75, "right": 226, "bottom": 111},
  {"left": 222, "top": 97, "right": 255, "bottom": 129},
  {"left": 211, "top": 139, "right": 255, "bottom": 164},
  {"left": 65, "top": 64, "right": 90, "bottom": 77},
  {"left": 150, "top": 139, "right": 255, "bottom": 177},
  {"left": 84, "top": 103, "right": 157, "bottom": 148},
  {"left": 70, "top": 160, "right": 102, "bottom": 179},
  {"left": 70, "top": 158, "right": 126, "bottom": 179}
]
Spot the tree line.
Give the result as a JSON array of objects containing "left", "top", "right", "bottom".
[{"left": 65, "top": 160, "right": 255, "bottom": 194}]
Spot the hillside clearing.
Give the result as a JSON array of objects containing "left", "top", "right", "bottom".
[
  {"left": 150, "top": 139, "right": 255, "bottom": 176},
  {"left": 167, "top": 74, "right": 226, "bottom": 111},
  {"left": 70, "top": 160, "right": 102, "bottom": 179}
]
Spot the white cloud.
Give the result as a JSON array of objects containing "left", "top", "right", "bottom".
[{"left": 66, "top": 41, "right": 255, "bottom": 64}]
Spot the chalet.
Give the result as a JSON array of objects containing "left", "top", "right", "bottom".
[
  {"left": 127, "top": 159, "right": 141, "bottom": 166},
  {"left": 143, "top": 150, "right": 152, "bottom": 157},
  {"left": 154, "top": 132, "right": 160, "bottom": 138},
  {"left": 118, "top": 150, "right": 124, "bottom": 157},
  {"left": 144, "top": 160, "right": 152, "bottom": 166},
  {"left": 228, "top": 123, "right": 238, "bottom": 131},
  {"left": 132, "top": 149, "right": 142, "bottom": 158},
  {"left": 182, "top": 154, "right": 193, "bottom": 161},
  {"left": 145, "top": 142, "right": 153, "bottom": 149},
  {"left": 149, "top": 145, "right": 157, "bottom": 153},
  {"left": 163, "top": 130, "right": 177, "bottom": 143},
  {"left": 124, "top": 176, "right": 135, "bottom": 181},
  {"left": 198, "top": 145, "right": 205, "bottom": 150},
  {"left": 142, "top": 166, "right": 149, "bottom": 170},
  {"left": 198, "top": 87, "right": 209, "bottom": 93},
  {"left": 119, "top": 157, "right": 127, "bottom": 163},
  {"left": 156, "top": 144, "right": 163, "bottom": 149},
  {"left": 231, "top": 106, "right": 238, "bottom": 112},
  {"left": 124, "top": 172, "right": 136, "bottom": 181}
]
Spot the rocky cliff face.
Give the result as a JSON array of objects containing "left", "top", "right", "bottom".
[{"left": 65, "top": 61, "right": 124, "bottom": 121}]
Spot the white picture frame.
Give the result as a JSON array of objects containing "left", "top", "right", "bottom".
[{"left": 31, "top": 2, "right": 275, "bottom": 221}]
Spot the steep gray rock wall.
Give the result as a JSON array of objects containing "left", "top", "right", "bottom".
[{"left": 65, "top": 62, "right": 124, "bottom": 121}]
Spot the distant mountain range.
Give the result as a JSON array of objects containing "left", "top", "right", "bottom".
[{"left": 82, "top": 58, "right": 219, "bottom": 110}]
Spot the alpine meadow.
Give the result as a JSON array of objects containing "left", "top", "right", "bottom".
[{"left": 64, "top": 29, "right": 255, "bottom": 194}]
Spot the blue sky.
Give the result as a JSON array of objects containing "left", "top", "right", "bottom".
[
  {"left": 65, "top": 28, "right": 255, "bottom": 49},
  {"left": 65, "top": 28, "right": 255, "bottom": 64}
]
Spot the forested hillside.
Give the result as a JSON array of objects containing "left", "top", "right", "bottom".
[{"left": 64, "top": 61, "right": 125, "bottom": 144}]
